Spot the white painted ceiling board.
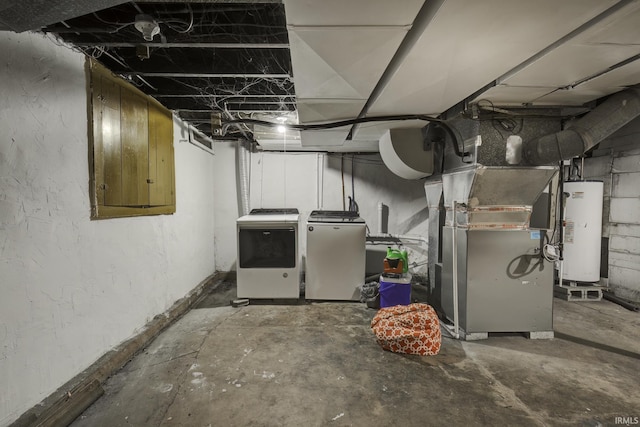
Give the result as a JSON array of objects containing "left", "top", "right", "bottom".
[
  {"left": 473, "top": 85, "right": 556, "bottom": 106},
  {"left": 581, "top": 2, "right": 640, "bottom": 45},
  {"left": 288, "top": 28, "right": 407, "bottom": 100},
  {"left": 525, "top": 88, "right": 614, "bottom": 106},
  {"left": 283, "top": 0, "right": 424, "bottom": 26},
  {"left": 368, "top": 0, "right": 620, "bottom": 116},
  {"left": 351, "top": 119, "right": 427, "bottom": 141},
  {"left": 283, "top": 0, "right": 426, "bottom": 148},
  {"left": 297, "top": 99, "right": 365, "bottom": 123},
  {"left": 576, "top": 60, "right": 640, "bottom": 90},
  {"left": 480, "top": 58, "right": 640, "bottom": 106},
  {"left": 300, "top": 127, "right": 353, "bottom": 146},
  {"left": 504, "top": 44, "right": 640, "bottom": 88},
  {"left": 499, "top": 4, "right": 640, "bottom": 87}
]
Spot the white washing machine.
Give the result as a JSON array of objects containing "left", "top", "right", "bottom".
[
  {"left": 306, "top": 210, "right": 366, "bottom": 300},
  {"left": 237, "top": 208, "right": 300, "bottom": 299}
]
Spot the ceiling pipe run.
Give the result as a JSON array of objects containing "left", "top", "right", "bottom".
[
  {"left": 348, "top": 0, "right": 446, "bottom": 139},
  {"left": 523, "top": 87, "right": 640, "bottom": 165}
]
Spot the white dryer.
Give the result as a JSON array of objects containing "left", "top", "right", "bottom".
[
  {"left": 237, "top": 208, "right": 300, "bottom": 299},
  {"left": 306, "top": 210, "right": 366, "bottom": 300}
]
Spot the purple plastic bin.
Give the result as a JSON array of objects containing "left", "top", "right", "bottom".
[{"left": 379, "top": 277, "right": 411, "bottom": 308}]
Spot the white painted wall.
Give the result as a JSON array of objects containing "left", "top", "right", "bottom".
[
  {"left": 212, "top": 141, "right": 241, "bottom": 272},
  {"left": 584, "top": 119, "right": 640, "bottom": 303},
  {"left": 0, "top": 32, "right": 215, "bottom": 426},
  {"left": 213, "top": 141, "right": 430, "bottom": 277}
]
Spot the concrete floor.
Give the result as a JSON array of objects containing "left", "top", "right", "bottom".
[{"left": 72, "top": 281, "right": 640, "bottom": 427}]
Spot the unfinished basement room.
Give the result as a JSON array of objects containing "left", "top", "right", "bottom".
[{"left": 2, "top": 1, "right": 640, "bottom": 426}]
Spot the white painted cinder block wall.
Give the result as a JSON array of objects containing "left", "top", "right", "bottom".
[
  {"left": 212, "top": 141, "right": 429, "bottom": 277},
  {"left": 0, "top": 32, "right": 216, "bottom": 426},
  {"left": 583, "top": 119, "right": 640, "bottom": 303}
]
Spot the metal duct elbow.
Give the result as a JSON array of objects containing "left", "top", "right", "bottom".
[{"left": 523, "top": 88, "right": 640, "bottom": 165}]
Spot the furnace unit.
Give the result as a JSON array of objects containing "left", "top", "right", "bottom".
[{"left": 436, "top": 165, "right": 557, "bottom": 340}]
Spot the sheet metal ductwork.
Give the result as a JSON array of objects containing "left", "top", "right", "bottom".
[{"left": 523, "top": 88, "right": 640, "bottom": 165}]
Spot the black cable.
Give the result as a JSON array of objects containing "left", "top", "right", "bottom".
[
  {"left": 224, "top": 114, "right": 440, "bottom": 131},
  {"left": 225, "top": 114, "right": 469, "bottom": 159}
]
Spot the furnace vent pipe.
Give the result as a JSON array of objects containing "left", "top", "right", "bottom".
[{"left": 523, "top": 88, "right": 640, "bottom": 165}]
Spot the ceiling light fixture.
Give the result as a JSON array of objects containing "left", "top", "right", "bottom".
[{"left": 134, "top": 14, "right": 160, "bottom": 41}]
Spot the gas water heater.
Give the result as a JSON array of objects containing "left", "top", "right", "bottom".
[{"left": 562, "top": 181, "right": 604, "bottom": 283}]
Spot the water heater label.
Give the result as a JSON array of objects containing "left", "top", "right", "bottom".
[
  {"left": 572, "top": 191, "right": 585, "bottom": 199},
  {"left": 530, "top": 230, "right": 541, "bottom": 239},
  {"left": 565, "top": 221, "right": 575, "bottom": 243}
]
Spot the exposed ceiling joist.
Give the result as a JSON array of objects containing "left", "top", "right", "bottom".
[
  {"left": 154, "top": 94, "right": 296, "bottom": 98},
  {"left": 34, "top": 0, "right": 640, "bottom": 151},
  {"left": 39, "top": 1, "right": 295, "bottom": 142},
  {"left": 120, "top": 72, "right": 291, "bottom": 78},
  {"left": 71, "top": 42, "right": 289, "bottom": 48}
]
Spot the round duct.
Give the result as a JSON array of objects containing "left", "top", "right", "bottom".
[{"left": 379, "top": 128, "right": 433, "bottom": 180}]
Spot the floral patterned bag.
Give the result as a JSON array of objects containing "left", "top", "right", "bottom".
[{"left": 371, "top": 303, "right": 441, "bottom": 356}]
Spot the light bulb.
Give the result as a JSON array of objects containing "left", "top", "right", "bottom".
[{"left": 135, "top": 14, "right": 160, "bottom": 41}]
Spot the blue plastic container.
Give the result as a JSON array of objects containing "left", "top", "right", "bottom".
[{"left": 379, "top": 274, "right": 412, "bottom": 308}]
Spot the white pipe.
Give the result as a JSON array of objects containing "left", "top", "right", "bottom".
[
  {"left": 317, "top": 153, "right": 324, "bottom": 210},
  {"left": 451, "top": 200, "right": 460, "bottom": 339},
  {"left": 377, "top": 202, "right": 384, "bottom": 234},
  {"left": 237, "top": 141, "right": 250, "bottom": 216}
]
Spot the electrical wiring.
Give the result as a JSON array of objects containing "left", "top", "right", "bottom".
[
  {"left": 224, "top": 114, "right": 444, "bottom": 131},
  {"left": 92, "top": 12, "right": 133, "bottom": 26},
  {"left": 45, "top": 2, "right": 296, "bottom": 141},
  {"left": 327, "top": 154, "right": 385, "bottom": 166},
  {"left": 161, "top": 4, "right": 194, "bottom": 34},
  {"left": 469, "top": 99, "right": 584, "bottom": 121},
  {"left": 224, "top": 114, "right": 470, "bottom": 158}
]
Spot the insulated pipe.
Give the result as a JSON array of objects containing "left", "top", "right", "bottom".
[
  {"left": 317, "top": 153, "right": 324, "bottom": 210},
  {"left": 237, "top": 140, "right": 250, "bottom": 216},
  {"left": 377, "top": 202, "right": 384, "bottom": 234},
  {"left": 523, "top": 88, "right": 640, "bottom": 165}
]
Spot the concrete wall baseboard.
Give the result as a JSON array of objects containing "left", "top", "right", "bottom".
[{"left": 11, "top": 272, "right": 222, "bottom": 427}]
